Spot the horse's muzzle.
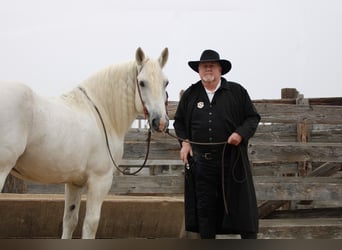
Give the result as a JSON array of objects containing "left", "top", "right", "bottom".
[{"left": 151, "top": 116, "right": 169, "bottom": 132}]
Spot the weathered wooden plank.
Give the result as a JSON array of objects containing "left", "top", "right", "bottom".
[
  {"left": 248, "top": 142, "right": 342, "bottom": 163},
  {"left": 252, "top": 161, "right": 341, "bottom": 178},
  {"left": 266, "top": 207, "right": 342, "bottom": 219},
  {"left": 124, "top": 124, "right": 342, "bottom": 146},
  {"left": 125, "top": 124, "right": 342, "bottom": 144},
  {"left": 140, "top": 102, "right": 342, "bottom": 124},
  {"left": 110, "top": 176, "right": 342, "bottom": 201},
  {"left": 253, "top": 99, "right": 297, "bottom": 104},
  {"left": 254, "top": 104, "right": 342, "bottom": 124},
  {"left": 254, "top": 176, "right": 342, "bottom": 200},
  {"left": 251, "top": 163, "right": 298, "bottom": 176},
  {"left": 24, "top": 176, "right": 342, "bottom": 201},
  {"left": 310, "top": 124, "right": 342, "bottom": 142},
  {"left": 308, "top": 97, "right": 342, "bottom": 106},
  {"left": 259, "top": 218, "right": 342, "bottom": 239},
  {"left": 254, "top": 97, "right": 342, "bottom": 106},
  {"left": 111, "top": 175, "right": 184, "bottom": 195},
  {"left": 121, "top": 161, "right": 339, "bottom": 177},
  {"left": 253, "top": 123, "right": 297, "bottom": 142},
  {"left": 123, "top": 141, "right": 342, "bottom": 163}
]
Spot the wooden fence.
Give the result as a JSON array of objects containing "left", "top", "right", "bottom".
[{"left": 3, "top": 88, "right": 342, "bottom": 239}]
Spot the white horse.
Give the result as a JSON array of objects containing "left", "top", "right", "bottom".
[{"left": 0, "top": 47, "right": 169, "bottom": 239}]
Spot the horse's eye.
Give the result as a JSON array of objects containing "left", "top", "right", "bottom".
[{"left": 139, "top": 81, "right": 145, "bottom": 87}]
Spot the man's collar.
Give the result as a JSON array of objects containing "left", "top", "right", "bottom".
[{"left": 219, "top": 78, "right": 231, "bottom": 90}]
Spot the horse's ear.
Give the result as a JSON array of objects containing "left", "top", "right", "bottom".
[
  {"left": 136, "top": 47, "right": 145, "bottom": 66},
  {"left": 159, "top": 47, "right": 169, "bottom": 68}
]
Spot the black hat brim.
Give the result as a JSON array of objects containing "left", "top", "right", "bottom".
[{"left": 188, "top": 59, "right": 232, "bottom": 75}]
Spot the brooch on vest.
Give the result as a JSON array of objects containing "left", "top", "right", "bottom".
[{"left": 197, "top": 101, "right": 204, "bottom": 109}]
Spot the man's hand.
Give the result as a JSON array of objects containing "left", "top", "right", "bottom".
[
  {"left": 180, "top": 140, "right": 193, "bottom": 164},
  {"left": 228, "top": 132, "right": 242, "bottom": 146}
]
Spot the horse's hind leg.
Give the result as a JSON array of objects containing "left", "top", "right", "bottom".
[
  {"left": 62, "top": 183, "right": 84, "bottom": 239},
  {"left": 82, "top": 173, "right": 113, "bottom": 239}
]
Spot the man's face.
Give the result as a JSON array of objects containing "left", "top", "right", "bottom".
[{"left": 198, "top": 62, "right": 222, "bottom": 83}]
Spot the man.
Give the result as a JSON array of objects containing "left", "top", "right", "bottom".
[{"left": 174, "top": 49, "right": 260, "bottom": 239}]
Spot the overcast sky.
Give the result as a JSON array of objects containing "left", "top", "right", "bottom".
[{"left": 1, "top": 0, "right": 341, "bottom": 101}]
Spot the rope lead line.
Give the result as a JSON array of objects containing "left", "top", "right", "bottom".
[{"left": 165, "top": 129, "right": 249, "bottom": 215}]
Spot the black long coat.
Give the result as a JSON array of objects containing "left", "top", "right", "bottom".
[{"left": 173, "top": 78, "right": 260, "bottom": 234}]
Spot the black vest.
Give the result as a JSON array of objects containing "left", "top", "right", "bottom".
[{"left": 191, "top": 87, "right": 233, "bottom": 149}]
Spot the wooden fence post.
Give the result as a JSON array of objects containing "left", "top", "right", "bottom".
[
  {"left": 281, "top": 88, "right": 312, "bottom": 176},
  {"left": 281, "top": 88, "right": 298, "bottom": 99}
]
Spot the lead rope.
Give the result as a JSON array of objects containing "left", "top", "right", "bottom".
[
  {"left": 78, "top": 86, "right": 151, "bottom": 176},
  {"left": 166, "top": 129, "right": 247, "bottom": 215}
]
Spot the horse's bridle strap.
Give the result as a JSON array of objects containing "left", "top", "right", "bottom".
[{"left": 136, "top": 61, "right": 150, "bottom": 121}]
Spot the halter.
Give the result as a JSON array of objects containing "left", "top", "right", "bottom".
[
  {"left": 136, "top": 76, "right": 149, "bottom": 120},
  {"left": 136, "top": 60, "right": 150, "bottom": 121}
]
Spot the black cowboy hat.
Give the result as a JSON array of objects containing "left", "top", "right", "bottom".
[{"left": 188, "top": 49, "right": 232, "bottom": 75}]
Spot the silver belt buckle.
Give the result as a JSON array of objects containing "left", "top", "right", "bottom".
[{"left": 204, "top": 153, "right": 212, "bottom": 160}]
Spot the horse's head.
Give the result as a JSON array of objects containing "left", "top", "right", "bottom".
[{"left": 135, "top": 47, "right": 169, "bottom": 132}]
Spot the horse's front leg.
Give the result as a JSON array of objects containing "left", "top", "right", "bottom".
[
  {"left": 82, "top": 172, "right": 113, "bottom": 239},
  {"left": 62, "top": 183, "right": 83, "bottom": 239}
]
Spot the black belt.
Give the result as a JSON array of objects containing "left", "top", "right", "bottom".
[{"left": 194, "top": 151, "right": 222, "bottom": 160}]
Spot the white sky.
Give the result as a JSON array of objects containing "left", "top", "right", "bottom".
[{"left": 1, "top": 0, "right": 341, "bottom": 100}]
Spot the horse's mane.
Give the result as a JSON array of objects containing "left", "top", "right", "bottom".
[{"left": 62, "top": 61, "right": 140, "bottom": 137}]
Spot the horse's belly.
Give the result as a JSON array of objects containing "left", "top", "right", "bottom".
[{"left": 15, "top": 152, "right": 87, "bottom": 184}]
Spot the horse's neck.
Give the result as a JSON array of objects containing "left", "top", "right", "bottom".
[{"left": 81, "top": 62, "right": 139, "bottom": 136}]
